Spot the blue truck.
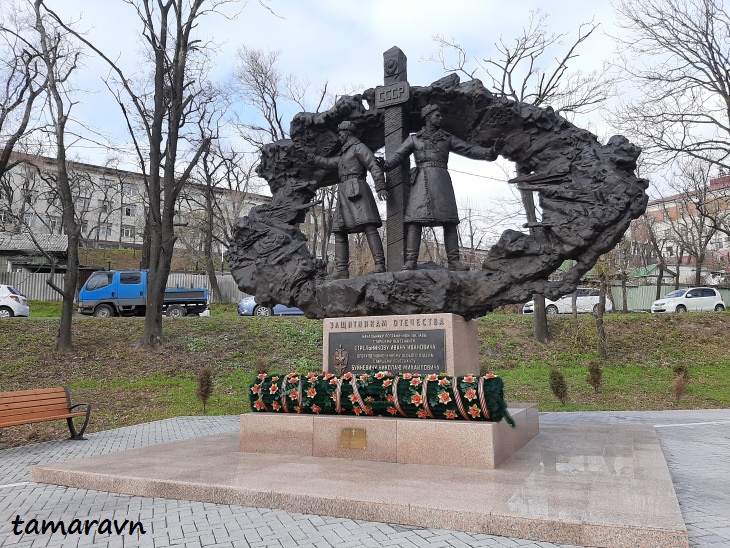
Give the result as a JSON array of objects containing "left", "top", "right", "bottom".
[{"left": 78, "top": 270, "right": 209, "bottom": 318}]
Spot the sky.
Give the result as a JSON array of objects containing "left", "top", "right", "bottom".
[{"left": 43, "top": 0, "right": 625, "bottom": 237}]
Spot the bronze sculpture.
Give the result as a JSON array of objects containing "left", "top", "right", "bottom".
[
  {"left": 382, "top": 104, "right": 500, "bottom": 271},
  {"left": 225, "top": 73, "right": 648, "bottom": 319},
  {"left": 309, "top": 121, "right": 388, "bottom": 278}
]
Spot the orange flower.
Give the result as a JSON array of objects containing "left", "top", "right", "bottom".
[
  {"left": 307, "top": 387, "right": 317, "bottom": 398},
  {"left": 375, "top": 372, "right": 385, "bottom": 379},
  {"left": 272, "top": 402, "right": 281, "bottom": 411},
  {"left": 365, "top": 396, "right": 374, "bottom": 402},
  {"left": 330, "top": 393, "right": 337, "bottom": 401},
  {"left": 444, "top": 409, "right": 457, "bottom": 419},
  {"left": 426, "top": 374, "right": 438, "bottom": 382},
  {"left": 464, "top": 375, "right": 476, "bottom": 383},
  {"left": 410, "top": 394, "right": 423, "bottom": 406},
  {"left": 289, "top": 391, "right": 299, "bottom": 401},
  {"left": 464, "top": 389, "right": 477, "bottom": 401},
  {"left": 257, "top": 374, "right": 267, "bottom": 380},
  {"left": 353, "top": 407, "right": 362, "bottom": 416},
  {"left": 289, "top": 377, "right": 299, "bottom": 384},
  {"left": 349, "top": 394, "right": 359, "bottom": 403},
  {"left": 324, "top": 373, "right": 334, "bottom": 379},
  {"left": 271, "top": 376, "right": 279, "bottom": 382},
  {"left": 387, "top": 407, "right": 398, "bottom": 416},
  {"left": 417, "top": 409, "right": 428, "bottom": 419},
  {"left": 410, "top": 377, "right": 422, "bottom": 386},
  {"left": 484, "top": 373, "right": 496, "bottom": 379},
  {"left": 269, "top": 384, "right": 279, "bottom": 395},
  {"left": 468, "top": 404, "right": 481, "bottom": 418},
  {"left": 329, "top": 378, "right": 339, "bottom": 385},
  {"left": 250, "top": 384, "right": 261, "bottom": 394},
  {"left": 438, "top": 392, "right": 452, "bottom": 404},
  {"left": 386, "top": 394, "right": 394, "bottom": 402},
  {"left": 359, "top": 374, "right": 369, "bottom": 381},
  {"left": 403, "top": 373, "right": 412, "bottom": 380},
  {"left": 383, "top": 379, "right": 393, "bottom": 388},
  {"left": 294, "top": 406, "right": 302, "bottom": 413},
  {"left": 343, "top": 372, "right": 353, "bottom": 380},
  {"left": 438, "top": 378, "right": 450, "bottom": 386},
  {"left": 311, "top": 405, "right": 321, "bottom": 414},
  {"left": 253, "top": 399, "right": 266, "bottom": 411}
]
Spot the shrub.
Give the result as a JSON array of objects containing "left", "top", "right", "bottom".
[
  {"left": 672, "top": 365, "right": 689, "bottom": 401},
  {"left": 586, "top": 361, "right": 602, "bottom": 393},
  {"left": 549, "top": 369, "right": 569, "bottom": 405},
  {"left": 196, "top": 366, "right": 213, "bottom": 414}
]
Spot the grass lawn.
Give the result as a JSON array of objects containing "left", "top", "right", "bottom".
[{"left": 1, "top": 307, "right": 728, "bottom": 448}]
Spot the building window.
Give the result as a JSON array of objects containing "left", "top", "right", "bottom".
[
  {"left": 23, "top": 213, "right": 34, "bottom": 227},
  {"left": 98, "top": 199, "right": 110, "bottom": 213},
  {"left": 123, "top": 204, "right": 136, "bottom": 217},
  {"left": 77, "top": 197, "right": 90, "bottom": 210},
  {"left": 121, "top": 182, "right": 136, "bottom": 197},
  {"left": 48, "top": 215, "right": 62, "bottom": 233},
  {"left": 122, "top": 225, "right": 135, "bottom": 238},
  {"left": 99, "top": 223, "right": 113, "bottom": 238}
]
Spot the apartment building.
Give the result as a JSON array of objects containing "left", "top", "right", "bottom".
[{"left": 0, "top": 153, "right": 270, "bottom": 258}]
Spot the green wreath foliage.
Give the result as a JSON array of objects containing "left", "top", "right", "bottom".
[{"left": 249, "top": 371, "right": 515, "bottom": 426}]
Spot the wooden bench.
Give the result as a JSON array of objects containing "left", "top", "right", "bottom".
[{"left": 0, "top": 387, "right": 91, "bottom": 440}]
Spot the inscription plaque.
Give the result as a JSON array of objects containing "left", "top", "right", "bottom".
[
  {"left": 327, "top": 329, "right": 445, "bottom": 375},
  {"left": 340, "top": 428, "right": 367, "bottom": 449}
]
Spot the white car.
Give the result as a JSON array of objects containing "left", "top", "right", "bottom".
[
  {"left": 522, "top": 288, "right": 613, "bottom": 315},
  {"left": 0, "top": 284, "right": 30, "bottom": 318},
  {"left": 651, "top": 287, "right": 725, "bottom": 313}
]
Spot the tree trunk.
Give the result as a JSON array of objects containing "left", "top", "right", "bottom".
[
  {"left": 655, "top": 264, "right": 664, "bottom": 300},
  {"left": 596, "top": 279, "right": 607, "bottom": 359},
  {"left": 533, "top": 294, "right": 549, "bottom": 343},
  {"left": 621, "top": 275, "right": 628, "bottom": 312},
  {"left": 56, "top": 231, "right": 79, "bottom": 352}
]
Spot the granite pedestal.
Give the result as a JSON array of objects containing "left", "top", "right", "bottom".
[
  {"left": 31, "top": 418, "right": 688, "bottom": 547},
  {"left": 240, "top": 404, "right": 538, "bottom": 469}
]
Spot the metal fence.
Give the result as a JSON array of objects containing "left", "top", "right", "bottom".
[
  {"left": 4, "top": 271, "right": 730, "bottom": 310},
  {"left": 609, "top": 284, "right": 730, "bottom": 311},
  {"left": 0, "top": 272, "right": 248, "bottom": 303}
]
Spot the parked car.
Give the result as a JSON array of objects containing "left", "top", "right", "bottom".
[
  {"left": 237, "top": 295, "right": 304, "bottom": 317},
  {"left": 522, "top": 288, "right": 613, "bottom": 315},
  {"left": 0, "top": 284, "right": 30, "bottom": 318},
  {"left": 651, "top": 287, "right": 725, "bottom": 313}
]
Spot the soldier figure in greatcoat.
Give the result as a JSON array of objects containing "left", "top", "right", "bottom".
[
  {"left": 383, "top": 104, "right": 500, "bottom": 271},
  {"left": 310, "top": 121, "right": 388, "bottom": 279}
]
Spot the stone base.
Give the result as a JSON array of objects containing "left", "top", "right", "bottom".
[
  {"left": 323, "top": 313, "right": 478, "bottom": 376},
  {"left": 240, "top": 404, "right": 538, "bottom": 469},
  {"left": 32, "top": 420, "right": 688, "bottom": 547}
]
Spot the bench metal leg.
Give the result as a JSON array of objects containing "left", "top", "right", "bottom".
[{"left": 67, "top": 404, "right": 91, "bottom": 440}]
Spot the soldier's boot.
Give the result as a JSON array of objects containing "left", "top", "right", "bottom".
[
  {"left": 444, "top": 224, "right": 469, "bottom": 271},
  {"left": 332, "top": 232, "right": 350, "bottom": 279},
  {"left": 402, "top": 224, "right": 422, "bottom": 270},
  {"left": 365, "top": 226, "right": 386, "bottom": 274}
]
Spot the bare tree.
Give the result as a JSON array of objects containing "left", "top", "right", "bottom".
[
  {"left": 431, "top": 12, "right": 614, "bottom": 341},
  {"left": 27, "top": 0, "right": 82, "bottom": 351},
  {"left": 48, "top": 1, "right": 232, "bottom": 347},
  {"left": 664, "top": 159, "right": 719, "bottom": 285},
  {"left": 233, "top": 46, "right": 342, "bottom": 266},
  {"left": 612, "top": 0, "right": 730, "bottom": 173},
  {"left": 0, "top": 2, "right": 47, "bottom": 179}
]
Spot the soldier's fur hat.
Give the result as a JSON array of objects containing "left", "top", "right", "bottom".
[
  {"left": 421, "top": 104, "right": 440, "bottom": 119},
  {"left": 337, "top": 121, "right": 357, "bottom": 133}
]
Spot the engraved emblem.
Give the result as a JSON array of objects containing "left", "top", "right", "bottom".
[
  {"left": 384, "top": 58, "right": 398, "bottom": 76},
  {"left": 333, "top": 344, "right": 349, "bottom": 375}
]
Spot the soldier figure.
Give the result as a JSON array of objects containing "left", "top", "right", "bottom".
[
  {"left": 310, "top": 121, "right": 388, "bottom": 279},
  {"left": 383, "top": 104, "right": 500, "bottom": 271}
]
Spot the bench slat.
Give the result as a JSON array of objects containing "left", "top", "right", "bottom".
[
  {"left": 0, "top": 412, "right": 88, "bottom": 428},
  {"left": 0, "top": 387, "right": 68, "bottom": 399},
  {"left": 0, "top": 398, "right": 71, "bottom": 412},
  {"left": 0, "top": 408, "right": 84, "bottom": 423},
  {"left": 1, "top": 405, "right": 73, "bottom": 419}
]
